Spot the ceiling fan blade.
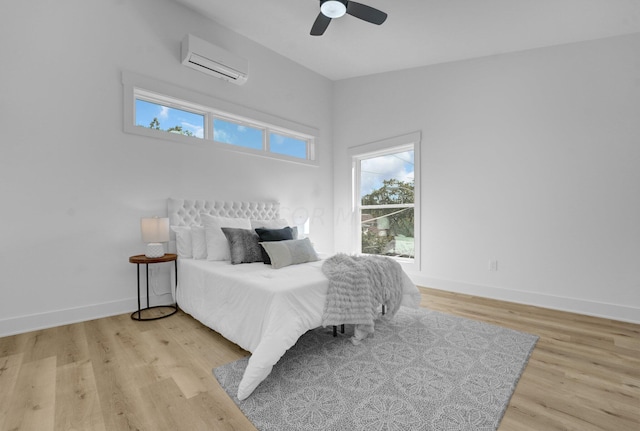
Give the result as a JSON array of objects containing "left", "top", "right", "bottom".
[
  {"left": 346, "top": 1, "right": 387, "bottom": 25},
  {"left": 310, "top": 12, "right": 332, "bottom": 36}
]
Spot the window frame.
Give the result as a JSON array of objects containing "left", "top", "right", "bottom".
[
  {"left": 349, "top": 132, "right": 421, "bottom": 272},
  {"left": 122, "top": 71, "right": 319, "bottom": 166}
]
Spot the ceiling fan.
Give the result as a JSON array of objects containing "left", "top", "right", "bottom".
[{"left": 310, "top": 0, "right": 388, "bottom": 36}]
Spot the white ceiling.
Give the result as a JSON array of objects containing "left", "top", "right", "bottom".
[{"left": 174, "top": 0, "right": 640, "bottom": 81}]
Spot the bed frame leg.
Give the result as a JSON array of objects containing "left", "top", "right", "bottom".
[{"left": 333, "top": 326, "right": 337, "bottom": 337}]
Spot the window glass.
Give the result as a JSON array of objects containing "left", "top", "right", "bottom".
[
  {"left": 135, "top": 99, "right": 204, "bottom": 138},
  {"left": 361, "top": 207, "right": 415, "bottom": 257},
  {"left": 269, "top": 132, "right": 308, "bottom": 159},
  {"left": 359, "top": 148, "right": 415, "bottom": 259},
  {"left": 213, "top": 118, "right": 264, "bottom": 151},
  {"left": 360, "top": 150, "right": 414, "bottom": 205}
]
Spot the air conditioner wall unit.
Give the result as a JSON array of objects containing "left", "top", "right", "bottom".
[{"left": 181, "top": 34, "right": 248, "bottom": 85}]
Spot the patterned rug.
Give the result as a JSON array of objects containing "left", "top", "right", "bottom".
[{"left": 214, "top": 306, "right": 538, "bottom": 431}]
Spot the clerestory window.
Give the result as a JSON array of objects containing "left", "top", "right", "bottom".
[{"left": 123, "top": 71, "right": 318, "bottom": 165}]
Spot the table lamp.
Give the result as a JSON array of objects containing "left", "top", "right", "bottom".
[{"left": 140, "top": 217, "right": 170, "bottom": 258}]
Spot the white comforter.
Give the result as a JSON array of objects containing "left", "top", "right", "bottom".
[{"left": 176, "top": 257, "right": 421, "bottom": 400}]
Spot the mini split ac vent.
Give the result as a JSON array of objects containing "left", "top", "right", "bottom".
[{"left": 181, "top": 34, "right": 248, "bottom": 85}]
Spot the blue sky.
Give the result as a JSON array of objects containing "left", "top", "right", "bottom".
[
  {"left": 136, "top": 99, "right": 204, "bottom": 138},
  {"left": 360, "top": 150, "right": 414, "bottom": 197},
  {"left": 213, "top": 119, "right": 262, "bottom": 149},
  {"left": 136, "top": 99, "right": 307, "bottom": 159}
]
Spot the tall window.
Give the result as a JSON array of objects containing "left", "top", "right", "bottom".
[{"left": 351, "top": 133, "right": 420, "bottom": 267}]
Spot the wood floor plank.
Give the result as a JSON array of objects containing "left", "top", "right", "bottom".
[
  {"left": 0, "top": 353, "right": 23, "bottom": 430},
  {"left": 158, "top": 311, "right": 248, "bottom": 370},
  {"left": 55, "top": 359, "right": 106, "bottom": 431},
  {"left": 506, "top": 392, "right": 605, "bottom": 431},
  {"left": 3, "top": 356, "right": 57, "bottom": 431},
  {"left": 0, "top": 286, "right": 637, "bottom": 430},
  {"left": 0, "top": 333, "right": 24, "bottom": 358},
  {"left": 83, "top": 318, "right": 156, "bottom": 431},
  {"left": 142, "top": 327, "right": 218, "bottom": 399},
  {"left": 187, "top": 388, "right": 258, "bottom": 431},
  {"left": 138, "top": 377, "right": 211, "bottom": 431}
]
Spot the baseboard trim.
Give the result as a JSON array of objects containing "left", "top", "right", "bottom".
[
  {"left": 409, "top": 274, "right": 640, "bottom": 324},
  {"left": 0, "top": 293, "right": 174, "bottom": 338},
  {"left": 2, "top": 278, "right": 636, "bottom": 337}
]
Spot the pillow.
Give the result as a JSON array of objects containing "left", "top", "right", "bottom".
[
  {"left": 255, "top": 226, "right": 295, "bottom": 241},
  {"left": 250, "top": 218, "right": 289, "bottom": 230},
  {"left": 259, "top": 238, "right": 319, "bottom": 269},
  {"left": 190, "top": 226, "right": 207, "bottom": 259},
  {"left": 171, "top": 226, "right": 192, "bottom": 258},
  {"left": 221, "top": 228, "right": 263, "bottom": 264},
  {"left": 201, "top": 214, "right": 251, "bottom": 261},
  {"left": 255, "top": 227, "right": 295, "bottom": 264}
]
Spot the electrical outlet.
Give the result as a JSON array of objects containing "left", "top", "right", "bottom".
[{"left": 489, "top": 259, "right": 498, "bottom": 272}]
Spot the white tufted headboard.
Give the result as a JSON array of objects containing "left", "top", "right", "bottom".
[{"left": 168, "top": 198, "right": 280, "bottom": 227}]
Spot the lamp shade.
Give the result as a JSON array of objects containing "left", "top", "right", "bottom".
[
  {"left": 140, "top": 217, "right": 170, "bottom": 243},
  {"left": 141, "top": 217, "right": 169, "bottom": 258}
]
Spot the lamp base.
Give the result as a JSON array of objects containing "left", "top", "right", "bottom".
[{"left": 145, "top": 243, "right": 165, "bottom": 258}]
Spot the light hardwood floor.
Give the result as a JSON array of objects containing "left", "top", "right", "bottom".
[{"left": 1, "top": 287, "right": 638, "bottom": 431}]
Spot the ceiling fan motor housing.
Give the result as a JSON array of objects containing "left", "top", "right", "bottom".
[
  {"left": 312, "top": 0, "right": 386, "bottom": 36},
  {"left": 321, "top": 0, "right": 348, "bottom": 18}
]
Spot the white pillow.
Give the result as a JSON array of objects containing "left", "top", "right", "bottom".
[
  {"left": 190, "top": 226, "right": 207, "bottom": 259},
  {"left": 171, "top": 226, "right": 192, "bottom": 258},
  {"left": 259, "top": 238, "right": 319, "bottom": 269},
  {"left": 250, "top": 218, "right": 289, "bottom": 230},
  {"left": 201, "top": 214, "right": 251, "bottom": 260}
]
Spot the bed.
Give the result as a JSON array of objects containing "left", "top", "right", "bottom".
[{"left": 168, "top": 198, "right": 421, "bottom": 400}]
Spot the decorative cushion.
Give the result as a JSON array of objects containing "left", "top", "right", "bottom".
[
  {"left": 255, "top": 227, "right": 296, "bottom": 264},
  {"left": 251, "top": 219, "right": 298, "bottom": 239},
  {"left": 259, "top": 238, "right": 319, "bottom": 269},
  {"left": 250, "top": 218, "right": 290, "bottom": 230},
  {"left": 222, "top": 228, "right": 263, "bottom": 264},
  {"left": 190, "top": 226, "right": 207, "bottom": 259},
  {"left": 201, "top": 214, "right": 251, "bottom": 261},
  {"left": 171, "top": 226, "right": 192, "bottom": 258}
]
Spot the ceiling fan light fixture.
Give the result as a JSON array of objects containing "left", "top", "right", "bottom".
[{"left": 320, "top": 0, "right": 347, "bottom": 18}]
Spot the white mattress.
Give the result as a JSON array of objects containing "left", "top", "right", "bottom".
[{"left": 177, "top": 257, "right": 420, "bottom": 400}]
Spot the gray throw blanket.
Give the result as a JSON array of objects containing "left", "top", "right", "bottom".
[{"left": 321, "top": 253, "right": 405, "bottom": 342}]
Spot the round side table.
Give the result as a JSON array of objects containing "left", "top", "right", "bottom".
[{"left": 129, "top": 253, "right": 178, "bottom": 321}]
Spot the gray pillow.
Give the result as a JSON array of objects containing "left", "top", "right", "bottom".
[
  {"left": 221, "top": 228, "right": 263, "bottom": 264},
  {"left": 259, "top": 238, "right": 319, "bottom": 269},
  {"left": 255, "top": 226, "right": 296, "bottom": 264}
]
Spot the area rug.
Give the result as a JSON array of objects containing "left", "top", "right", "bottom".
[{"left": 214, "top": 306, "right": 538, "bottom": 431}]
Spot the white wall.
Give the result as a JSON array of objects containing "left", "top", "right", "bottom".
[
  {"left": 0, "top": 0, "right": 334, "bottom": 336},
  {"left": 333, "top": 33, "right": 640, "bottom": 322},
  {"left": 1, "top": 1, "right": 636, "bottom": 336}
]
